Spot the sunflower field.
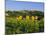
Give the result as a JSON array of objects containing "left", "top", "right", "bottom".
[{"left": 5, "top": 16, "right": 44, "bottom": 34}]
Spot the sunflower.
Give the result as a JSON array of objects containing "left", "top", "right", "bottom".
[
  {"left": 18, "top": 16, "right": 22, "bottom": 21},
  {"left": 32, "top": 16, "right": 35, "bottom": 22},
  {"left": 26, "top": 16, "right": 30, "bottom": 21}
]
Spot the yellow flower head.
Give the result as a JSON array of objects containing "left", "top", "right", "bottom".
[
  {"left": 19, "top": 16, "right": 22, "bottom": 19},
  {"left": 26, "top": 16, "right": 30, "bottom": 20},
  {"left": 35, "top": 16, "right": 38, "bottom": 20},
  {"left": 32, "top": 16, "right": 35, "bottom": 22},
  {"left": 18, "top": 16, "right": 22, "bottom": 21}
]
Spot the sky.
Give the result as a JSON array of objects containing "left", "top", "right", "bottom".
[{"left": 5, "top": 0, "right": 44, "bottom": 11}]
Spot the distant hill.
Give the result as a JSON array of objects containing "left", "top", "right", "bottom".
[{"left": 5, "top": 10, "right": 44, "bottom": 17}]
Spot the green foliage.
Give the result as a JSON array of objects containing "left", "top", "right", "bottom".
[{"left": 5, "top": 17, "right": 44, "bottom": 34}]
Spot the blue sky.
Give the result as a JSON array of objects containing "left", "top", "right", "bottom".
[{"left": 6, "top": 0, "right": 44, "bottom": 11}]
